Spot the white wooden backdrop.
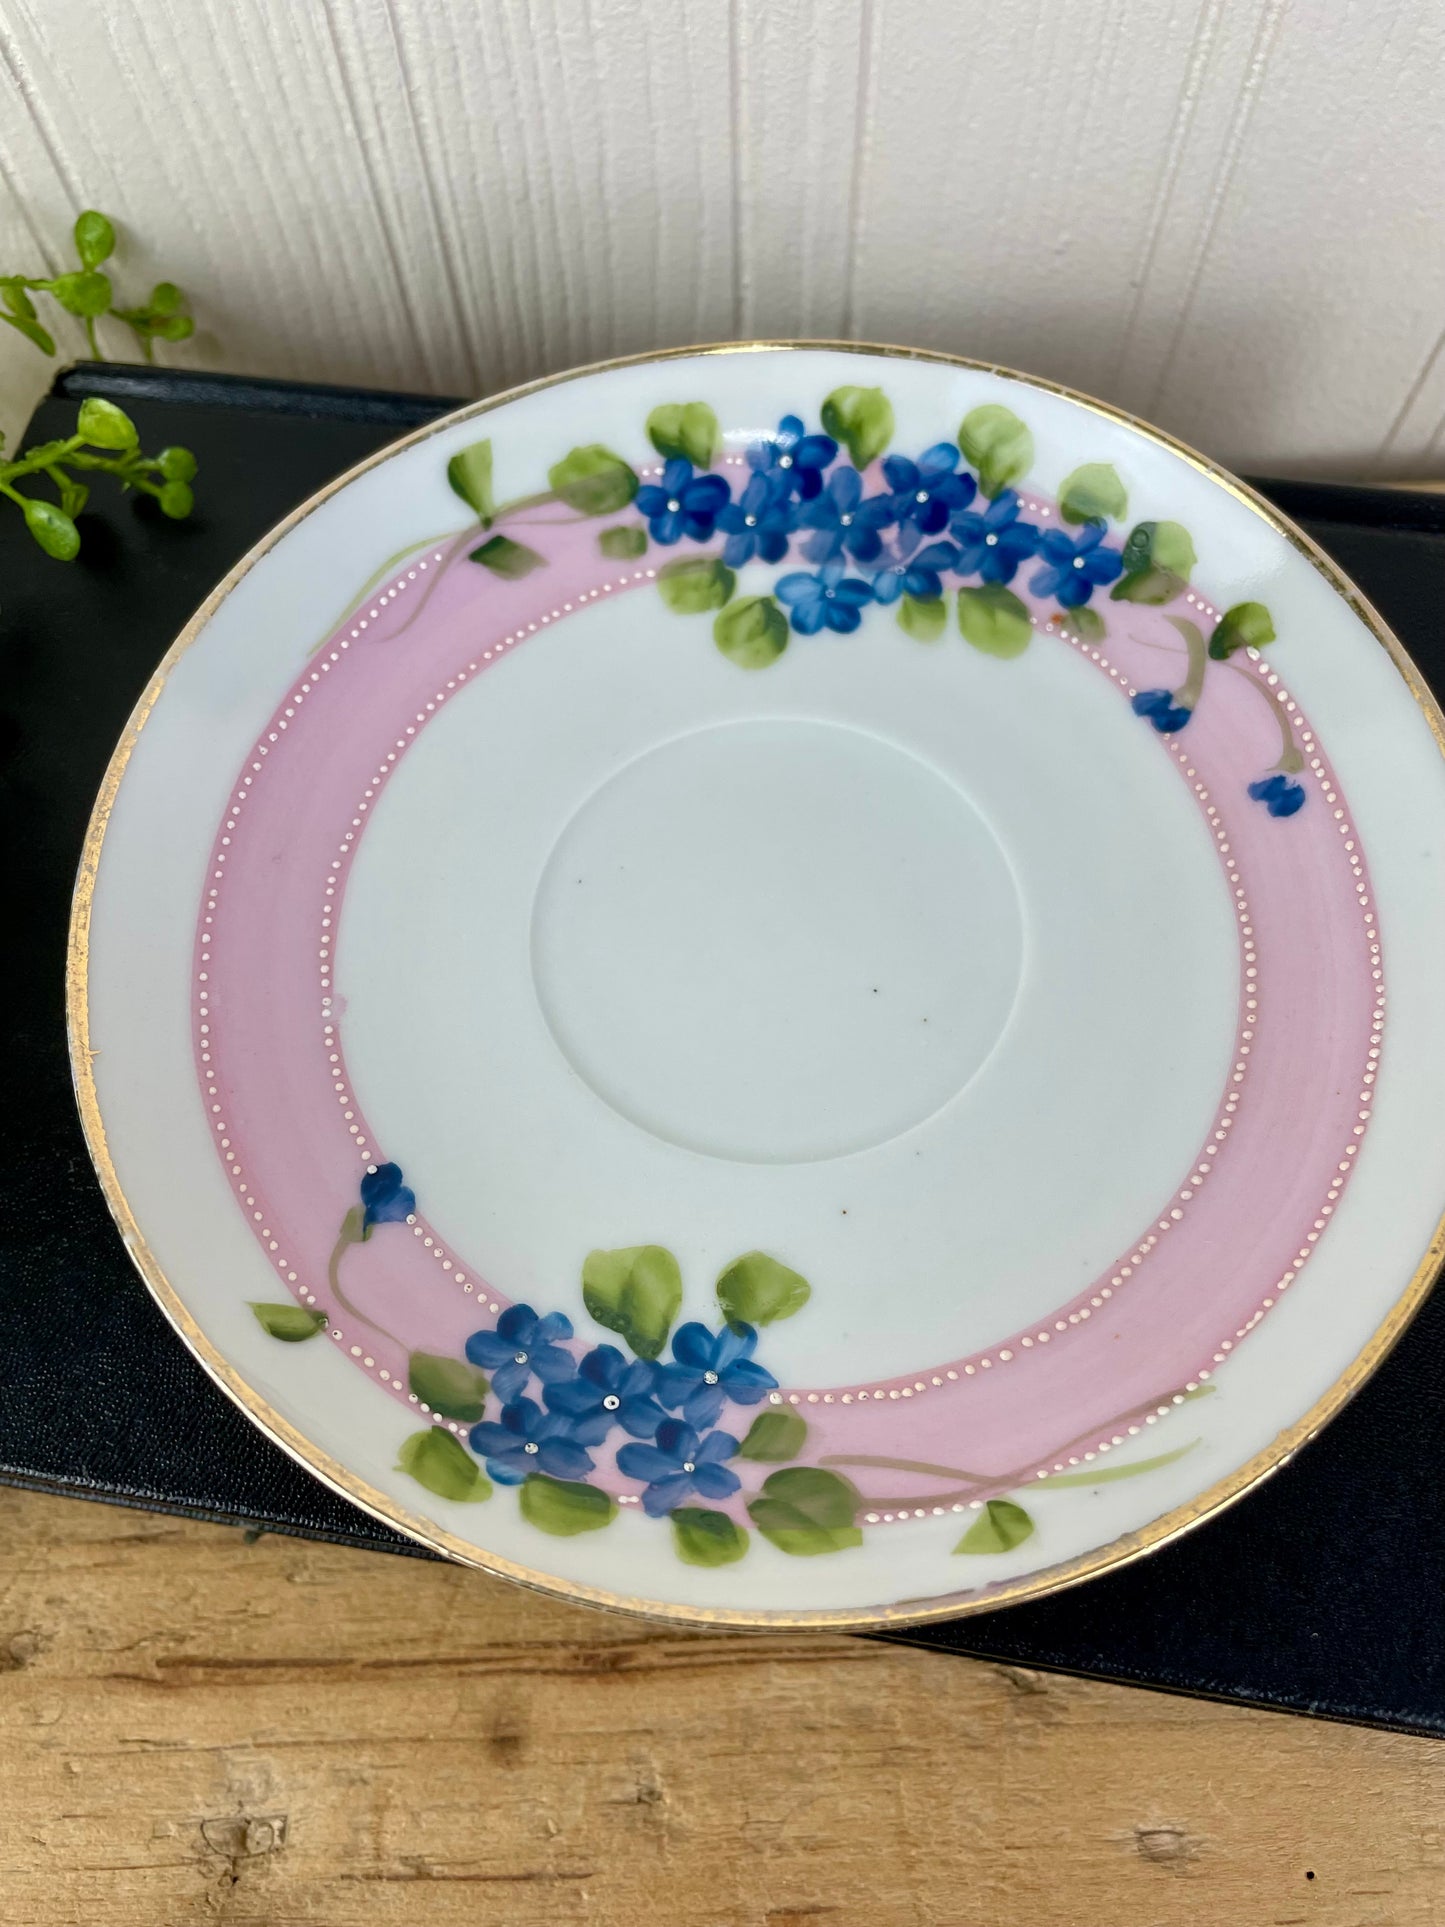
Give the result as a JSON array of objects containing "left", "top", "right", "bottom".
[{"left": 1, "top": 0, "right": 1443, "bottom": 474}]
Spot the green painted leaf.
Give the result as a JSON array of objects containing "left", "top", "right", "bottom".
[
  {"left": 716, "top": 1251, "right": 810, "bottom": 1329},
  {"left": 397, "top": 1428, "right": 491, "bottom": 1503},
  {"left": 0, "top": 308, "right": 56, "bottom": 354},
  {"left": 449, "top": 448, "right": 495, "bottom": 521},
  {"left": 898, "top": 592, "right": 947, "bottom": 642},
  {"left": 447, "top": 440, "right": 495, "bottom": 520},
  {"left": 671, "top": 1507, "right": 749, "bottom": 1567},
  {"left": 408, "top": 1352, "right": 489, "bottom": 1422},
  {"left": 158, "top": 480, "right": 194, "bottom": 520},
  {"left": 1209, "top": 600, "right": 1276, "bottom": 660},
  {"left": 598, "top": 524, "right": 647, "bottom": 559},
  {"left": 338, "top": 1202, "right": 371, "bottom": 1246},
  {"left": 548, "top": 444, "right": 639, "bottom": 515},
  {"left": 1111, "top": 565, "right": 1186, "bottom": 606},
  {"left": 248, "top": 1301, "right": 327, "bottom": 1342},
  {"left": 1057, "top": 604, "right": 1105, "bottom": 642},
  {"left": 1115, "top": 519, "right": 1195, "bottom": 603},
  {"left": 748, "top": 1467, "right": 862, "bottom": 1556},
  {"left": 1035, "top": 1440, "right": 1197, "bottom": 1488},
  {"left": 657, "top": 554, "right": 735, "bottom": 614},
  {"left": 74, "top": 210, "right": 116, "bottom": 269},
  {"left": 582, "top": 1245, "right": 682, "bottom": 1360},
  {"left": 520, "top": 1473, "right": 616, "bottom": 1535},
  {"left": 714, "top": 594, "right": 787, "bottom": 669},
  {"left": 647, "top": 401, "right": 719, "bottom": 468},
  {"left": 469, "top": 533, "right": 546, "bottom": 579},
  {"left": 1059, "top": 462, "right": 1127, "bottom": 526},
  {"left": 77, "top": 397, "right": 137, "bottom": 449},
  {"left": 958, "top": 403, "right": 1033, "bottom": 498},
  {"left": 820, "top": 385, "right": 894, "bottom": 469},
  {"left": 22, "top": 498, "right": 80, "bottom": 560},
  {"left": 49, "top": 269, "right": 111, "bottom": 319},
  {"left": 958, "top": 582, "right": 1031, "bottom": 657},
  {"left": 954, "top": 1498, "right": 1035, "bottom": 1555},
  {"left": 736, "top": 1410, "right": 808, "bottom": 1462},
  {"left": 157, "top": 445, "right": 197, "bottom": 482}
]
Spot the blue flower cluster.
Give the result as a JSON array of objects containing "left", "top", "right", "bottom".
[
  {"left": 633, "top": 414, "right": 1131, "bottom": 625},
  {"left": 464, "top": 1305, "right": 778, "bottom": 1516}
]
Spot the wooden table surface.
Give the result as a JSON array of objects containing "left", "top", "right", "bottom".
[{"left": 2, "top": 1486, "right": 1442, "bottom": 1927}]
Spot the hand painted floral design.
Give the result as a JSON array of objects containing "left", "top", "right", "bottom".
[
  {"left": 635, "top": 458, "right": 729, "bottom": 545},
  {"left": 883, "top": 443, "right": 976, "bottom": 534},
  {"left": 799, "top": 467, "right": 894, "bottom": 564},
  {"left": 1249, "top": 772, "right": 1306, "bottom": 817},
  {"left": 1029, "top": 522, "right": 1124, "bottom": 607},
  {"left": 869, "top": 528, "right": 959, "bottom": 605},
  {"left": 654, "top": 1321, "right": 778, "bottom": 1428},
  {"left": 1132, "top": 688, "right": 1195, "bottom": 733},
  {"left": 716, "top": 471, "right": 795, "bottom": 567},
  {"left": 360, "top": 1161, "right": 414, "bottom": 1228},
  {"left": 746, "top": 413, "right": 837, "bottom": 500},
  {"left": 469, "top": 1395, "right": 596, "bottom": 1484},
  {"left": 616, "top": 1418, "right": 742, "bottom": 1516},
  {"left": 544, "top": 1343, "right": 666, "bottom": 1440},
  {"left": 465, "top": 1303, "right": 576, "bottom": 1403},
  {"left": 949, "top": 489, "right": 1039, "bottom": 583},
  {"left": 776, "top": 557, "right": 875, "bottom": 635}
]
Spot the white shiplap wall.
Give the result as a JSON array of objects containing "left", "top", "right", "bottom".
[{"left": 0, "top": 0, "right": 1442, "bottom": 474}]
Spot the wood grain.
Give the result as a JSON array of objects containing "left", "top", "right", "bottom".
[
  {"left": 1, "top": 1486, "right": 1442, "bottom": 1925},
  {"left": 0, "top": 1, "right": 1444, "bottom": 475}
]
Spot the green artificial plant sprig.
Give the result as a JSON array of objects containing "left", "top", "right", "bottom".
[
  {"left": 0, "top": 396, "right": 197, "bottom": 559},
  {"left": 0, "top": 210, "right": 194, "bottom": 362}
]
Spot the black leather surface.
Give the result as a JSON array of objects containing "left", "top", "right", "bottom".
[{"left": 4, "top": 364, "right": 1444, "bottom": 1728}]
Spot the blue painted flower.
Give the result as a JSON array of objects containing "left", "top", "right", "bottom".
[
  {"left": 653, "top": 1321, "right": 777, "bottom": 1428},
  {"left": 469, "top": 1396, "right": 595, "bottom": 1485},
  {"left": 544, "top": 1344, "right": 666, "bottom": 1444},
  {"left": 1029, "top": 522, "right": 1124, "bottom": 607},
  {"left": 635, "top": 458, "right": 730, "bottom": 545},
  {"left": 1132, "top": 689, "right": 1194, "bottom": 733},
  {"left": 775, "top": 557, "right": 875, "bottom": 635},
  {"left": 882, "top": 443, "right": 976, "bottom": 534},
  {"left": 360, "top": 1162, "right": 414, "bottom": 1229},
  {"left": 799, "top": 467, "right": 895, "bottom": 564},
  {"left": 1248, "top": 772, "right": 1306, "bottom": 817},
  {"left": 949, "top": 489, "right": 1040, "bottom": 584},
  {"left": 745, "top": 414, "right": 838, "bottom": 500},
  {"left": 716, "top": 471, "right": 795, "bottom": 567},
  {"left": 869, "top": 526, "right": 959, "bottom": 605},
  {"left": 465, "top": 1303, "right": 575, "bottom": 1404},
  {"left": 616, "top": 1417, "right": 742, "bottom": 1517}
]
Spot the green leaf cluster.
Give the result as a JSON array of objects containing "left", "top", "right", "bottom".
[
  {"left": 1, "top": 209, "right": 194, "bottom": 361},
  {"left": 0, "top": 397, "right": 197, "bottom": 561}
]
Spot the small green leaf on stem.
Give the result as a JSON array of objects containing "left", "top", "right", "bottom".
[
  {"left": 49, "top": 269, "right": 112, "bottom": 319},
  {"left": 671, "top": 1507, "right": 749, "bottom": 1567},
  {"left": 821, "top": 386, "right": 894, "bottom": 468},
  {"left": 736, "top": 1410, "right": 808, "bottom": 1462},
  {"left": 73, "top": 210, "right": 116, "bottom": 269},
  {"left": 716, "top": 1251, "right": 810, "bottom": 1328},
  {"left": 21, "top": 498, "right": 80, "bottom": 560},
  {"left": 249, "top": 1301, "right": 327, "bottom": 1342},
  {"left": 647, "top": 402, "right": 719, "bottom": 468},
  {"left": 714, "top": 594, "right": 787, "bottom": 668},
  {"left": 158, "top": 479, "right": 194, "bottom": 519},
  {"left": 77, "top": 396, "right": 138, "bottom": 449},
  {"left": 657, "top": 554, "right": 735, "bottom": 614},
  {"left": 954, "top": 1498, "right": 1034, "bottom": 1554},
  {"left": 157, "top": 445, "right": 197, "bottom": 482},
  {"left": 469, "top": 533, "right": 545, "bottom": 578},
  {"left": 397, "top": 1428, "right": 491, "bottom": 1503},
  {"left": 548, "top": 444, "right": 638, "bottom": 515},
  {"left": 447, "top": 439, "right": 495, "bottom": 520},
  {"left": 598, "top": 524, "right": 647, "bottom": 559}
]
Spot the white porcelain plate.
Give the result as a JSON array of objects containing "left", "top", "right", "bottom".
[{"left": 70, "top": 345, "right": 1445, "bottom": 1626}]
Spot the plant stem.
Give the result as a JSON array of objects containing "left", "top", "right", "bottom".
[
  {"left": 326, "top": 1232, "right": 405, "bottom": 1348},
  {"left": 1227, "top": 659, "right": 1305, "bottom": 771},
  {"left": 84, "top": 315, "right": 101, "bottom": 359}
]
